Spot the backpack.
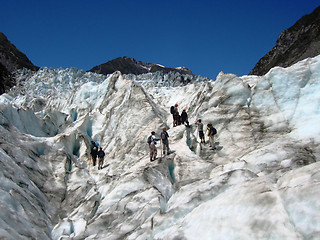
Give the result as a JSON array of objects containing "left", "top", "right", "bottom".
[
  {"left": 161, "top": 131, "right": 168, "bottom": 140},
  {"left": 147, "top": 135, "right": 152, "bottom": 145},
  {"left": 208, "top": 126, "right": 217, "bottom": 136},
  {"left": 212, "top": 127, "right": 217, "bottom": 135},
  {"left": 170, "top": 106, "right": 174, "bottom": 114}
]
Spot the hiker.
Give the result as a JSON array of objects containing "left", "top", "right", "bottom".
[
  {"left": 181, "top": 109, "right": 190, "bottom": 127},
  {"left": 161, "top": 128, "right": 170, "bottom": 155},
  {"left": 207, "top": 123, "right": 217, "bottom": 150},
  {"left": 170, "top": 105, "right": 175, "bottom": 126},
  {"left": 97, "top": 147, "right": 105, "bottom": 170},
  {"left": 195, "top": 119, "right": 205, "bottom": 143},
  {"left": 90, "top": 141, "right": 99, "bottom": 166},
  {"left": 171, "top": 104, "right": 180, "bottom": 127},
  {"left": 175, "top": 104, "right": 182, "bottom": 125},
  {"left": 147, "top": 131, "right": 160, "bottom": 161},
  {"left": 91, "top": 145, "right": 98, "bottom": 166}
]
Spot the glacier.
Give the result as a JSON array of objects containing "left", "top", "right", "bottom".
[{"left": 0, "top": 56, "right": 320, "bottom": 240}]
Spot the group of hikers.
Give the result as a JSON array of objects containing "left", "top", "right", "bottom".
[
  {"left": 170, "top": 104, "right": 190, "bottom": 127},
  {"left": 195, "top": 119, "right": 217, "bottom": 150},
  {"left": 147, "top": 128, "right": 170, "bottom": 161},
  {"left": 147, "top": 104, "right": 217, "bottom": 161},
  {"left": 89, "top": 104, "right": 217, "bottom": 167},
  {"left": 90, "top": 141, "right": 105, "bottom": 170}
]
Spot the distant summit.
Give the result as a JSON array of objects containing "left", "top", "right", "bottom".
[
  {"left": 250, "top": 6, "right": 320, "bottom": 76},
  {"left": 88, "top": 56, "right": 193, "bottom": 76},
  {"left": 0, "top": 32, "right": 39, "bottom": 94}
]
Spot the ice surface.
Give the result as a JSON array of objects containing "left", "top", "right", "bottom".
[{"left": 1, "top": 56, "right": 320, "bottom": 239}]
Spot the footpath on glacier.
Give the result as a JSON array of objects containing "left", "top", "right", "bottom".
[{"left": 0, "top": 55, "right": 320, "bottom": 240}]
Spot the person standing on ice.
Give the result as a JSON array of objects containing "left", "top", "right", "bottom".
[
  {"left": 147, "top": 131, "right": 160, "bottom": 161},
  {"left": 175, "top": 104, "right": 182, "bottom": 126},
  {"left": 97, "top": 147, "right": 105, "bottom": 170},
  {"left": 90, "top": 140, "right": 99, "bottom": 166},
  {"left": 181, "top": 109, "right": 190, "bottom": 127},
  {"left": 170, "top": 105, "right": 175, "bottom": 126},
  {"left": 91, "top": 145, "right": 98, "bottom": 166},
  {"left": 195, "top": 119, "right": 205, "bottom": 143},
  {"left": 171, "top": 104, "right": 179, "bottom": 127},
  {"left": 207, "top": 123, "right": 217, "bottom": 150},
  {"left": 161, "top": 128, "right": 170, "bottom": 155}
]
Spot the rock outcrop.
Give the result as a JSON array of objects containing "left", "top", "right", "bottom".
[
  {"left": 250, "top": 6, "right": 320, "bottom": 76},
  {"left": 0, "top": 32, "right": 39, "bottom": 94}
]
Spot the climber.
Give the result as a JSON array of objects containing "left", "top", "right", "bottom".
[
  {"left": 97, "top": 147, "right": 105, "bottom": 170},
  {"left": 181, "top": 109, "right": 190, "bottom": 127},
  {"left": 171, "top": 104, "right": 180, "bottom": 127},
  {"left": 195, "top": 119, "right": 205, "bottom": 143},
  {"left": 175, "top": 104, "right": 182, "bottom": 126},
  {"left": 207, "top": 123, "right": 217, "bottom": 150},
  {"left": 91, "top": 145, "right": 98, "bottom": 166},
  {"left": 147, "top": 131, "right": 160, "bottom": 161},
  {"left": 161, "top": 128, "right": 170, "bottom": 155},
  {"left": 170, "top": 105, "right": 175, "bottom": 126},
  {"left": 89, "top": 140, "right": 99, "bottom": 166}
]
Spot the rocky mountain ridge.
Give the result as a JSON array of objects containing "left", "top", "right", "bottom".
[
  {"left": 88, "top": 56, "right": 193, "bottom": 76},
  {"left": 0, "top": 32, "right": 39, "bottom": 94},
  {"left": 250, "top": 6, "right": 320, "bottom": 76}
]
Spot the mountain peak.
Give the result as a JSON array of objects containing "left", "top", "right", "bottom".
[{"left": 88, "top": 56, "right": 193, "bottom": 76}]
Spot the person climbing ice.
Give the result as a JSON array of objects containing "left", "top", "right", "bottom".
[
  {"left": 97, "top": 147, "right": 105, "bottom": 170},
  {"left": 91, "top": 145, "right": 98, "bottom": 166},
  {"left": 147, "top": 131, "right": 160, "bottom": 161},
  {"left": 181, "top": 108, "right": 190, "bottom": 127},
  {"left": 207, "top": 123, "right": 217, "bottom": 150},
  {"left": 160, "top": 128, "right": 170, "bottom": 155},
  {"left": 195, "top": 119, "right": 205, "bottom": 143},
  {"left": 171, "top": 104, "right": 180, "bottom": 127},
  {"left": 90, "top": 140, "right": 99, "bottom": 166}
]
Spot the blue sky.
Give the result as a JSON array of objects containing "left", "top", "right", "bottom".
[{"left": 1, "top": 0, "right": 319, "bottom": 79}]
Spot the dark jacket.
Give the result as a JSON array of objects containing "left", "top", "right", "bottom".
[
  {"left": 98, "top": 149, "right": 105, "bottom": 158},
  {"left": 181, "top": 111, "right": 188, "bottom": 121},
  {"left": 161, "top": 131, "right": 169, "bottom": 142}
]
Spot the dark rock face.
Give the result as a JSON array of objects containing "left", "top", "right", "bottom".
[
  {"left": 89, "top": 57, "right": 151, "bottom": 75},
  {"left": 89, "top": 56, "right": 193, "bottom": 76},
  {"left": 0, "top": 62, "right": 12, "bottom": 94},
  {"left": 0, "top": 32, "right": 39, "bottom": 72},
  {"left": 250, "top": 6, "right": 320, "bottom": 76},
  {"left": 0, "top": 32, "right": 39, "bottom": 94}
]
